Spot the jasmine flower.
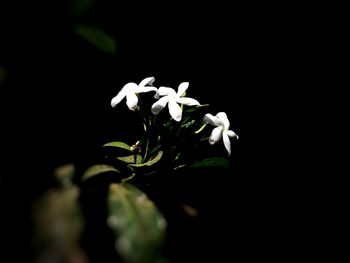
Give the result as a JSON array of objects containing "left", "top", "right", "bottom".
[
  {"left": 151, "top": 82, "right": 200, "bottom": 122},
  {"left": 203, "top": 112, "right": 238, "bottom": 156},
  {"left": 111, "top": 77, "right": 158, "bottom": 111}
]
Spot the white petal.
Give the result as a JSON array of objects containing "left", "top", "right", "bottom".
[
  {"left": 126, "top": 93, "right": 139, "bottom": 111},
  {"left": 158, "top": 86, "right": 176, "bottom": 96},
  {"left": 136, "top": 85, "right": 158, "bottom": 94},
  {"left": 216, "top": 112, "right": 230, "bottom": 130},
  {"left": 110, "top": 83, "right": 135, "bottom": 107},
  {"left": 227, "top": 130, "right": 238, "bottom": 139},
  {"left": 151, "top": 96, "right": 170, "bottom": 115},
  {"left": 209, "top": 126, "right": 223, "bottom": 145},
  {"left": 177, "top": 82, "right": 189, "bottom": 97},
  {"left": 139, "top": 77, "right": 155, "bottom": 87},
  {"left": 176, "top": 97, "right": 200, "bottom": 106},
  {"left": 222, "top": 131, "right": 232, "bottom": 156},
  {"left": 203, "top": 114, "right": 223, "bottom": 127},
  {"left": 168, "top": 99, "right": 182, "bottom": 122}
]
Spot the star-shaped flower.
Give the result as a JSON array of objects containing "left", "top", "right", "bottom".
[
  {"left": 111, "top": 77, "right": 158, "bottom": 111},
  {"left": 151, "top": 82, "right": 200, "bottom": 121},
  {"left": 203, "top": 112, "right": 238, "bottom": 156}
]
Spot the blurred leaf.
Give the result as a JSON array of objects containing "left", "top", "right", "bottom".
[
  {"left": 117, "top": 155, "right": 142, "bottom": 164},
  {"left": 103, "top": 141, "right": 132, "bottom": 152},
  {"left": 73, "top": 24, "right": 116, "bottom": 55},
  {"left": 81, "top": 164, "right": 122, "bottom": 182},
  {"left": 70, "top": 0, "right": 95, "bottom": 17},
  {"left": 188, "top": 157, "right": 230, "bottom": 169},
  {"left": 32, "top": 185, "right": 88, "bottom": 263},
  {"left": 129, "top": 151, "right": 163, "bottom": 167},
  {"left": 107, "top": 183, "right": 167, "bottom": 263},
  {"left": 54, "top": 164, "right": 75, "bottom": 188}
]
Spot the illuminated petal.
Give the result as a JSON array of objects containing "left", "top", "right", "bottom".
[
  {"left": 110, "top": 83, "right": 135, "bottom": 107},
  {"left": 222, "top": 131, "right": 232, "bottom": 156},
  {"left": 177, "top": 82, "right": 189, "bottom": 97},
  {"left": 126, "top": 93, "right": 139, "bottom": 111},
  {"left": 216, "top": 112, "right": 230, "bottom": 130},
  {"left": 136, "top": 85, "right": 158, "bottom": 94},
  {"left": 151, "top": 96, "right": 170, "bottom": 115},
  {"left": 176, "top": 97, "right": 200, "bottom": 106},
  {"left": 227, "top": 130, "right": 238, "bottom": 139},
  {"left": 158, "top": 87, "right": 176, "bottom": 96},
  {"left": 209, "top": 126, "right": 223, "bottom": 145},
  {"left": 139, "top": 77, "right": 155, "bottom": 87},
  {"left": 168, "top": 100, "right": 182, "bottom": 122},
  {"left": 203, "top": 114, "right": 223, "bottom": 127}
]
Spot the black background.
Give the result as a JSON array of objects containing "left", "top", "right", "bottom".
[{"left": 0, "top": 1, "right": 321, "bottom": 262}]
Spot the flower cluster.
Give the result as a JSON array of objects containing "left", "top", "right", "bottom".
[
  {"left": 111, "top": 77, "right": 238, "bottom": 158},
  {"left": 32, "top": 77, "right": 240, "bottom": 263}
]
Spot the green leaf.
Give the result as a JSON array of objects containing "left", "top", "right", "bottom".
[
  {"left": 188, "top": 157, "right": 230, "bottom": 169},
  {"left": 103, "top": 141, "right": 132, "bottom": 152},
  {"left": 108, "top": 183, "right": 167, "bottom": 263},
  {"left": 73, "top": 24, "right": 116, "bottom": 54},
  {"left": 117, "top": 155, "right": 142, "bottom": 164},
  {"left": 81, "top": 164, "right": 121, "bottom": 182},
  {"left": 70, "top": 0, "right": 95, "bottom": 17},
  {"left": 129, "top": 151, "right": 163, "bottom": 167}
]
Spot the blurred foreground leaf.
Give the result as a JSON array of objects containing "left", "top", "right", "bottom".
[
  {"left": 107, "top": 183, "right": 167, "bottom": 263},
  {"left": 54, "top": 164, "right": 75, "bottom": 187},
  {"left": 32, "top": 165, "right": 87, "bottom": 263},
  {"left": 73, "top": 24, "right": 116, "bottom": 54}
]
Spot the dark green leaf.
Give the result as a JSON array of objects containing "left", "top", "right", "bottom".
[
  {"left": 103, "top": 141, "right": 132, "bottom": 152},
  {"left": 73, "top": 24, "right": 116, "bottom": 54},
  {"left": 108, "top": 183, "right": 167, "bottom": 263},
  {"left": 70, "top": 0, "right": 95, "bottom": 17},
  {"left": 81, "top": 164, "right": 121, "bottom": 182},
  {"left": 188, "top": 157, "right": 230, "bottom": 169},
  {"left": 117, "top": 155, "right": 142, "bottom": 164},
  {"left": 129, "top": 151, "right": 163, "bottom": 167}
]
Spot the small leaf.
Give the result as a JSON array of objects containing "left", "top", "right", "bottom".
[
  {"left": 81, "top": 164, "right": 121, "bottom": 182},
  {"left": 188, "top": 157, "right": 230, "bottom": 169},
  {"left": 129, "top": 151, "right": 163, "bottom": 167},
  {"left": 103, "top": 141, "right": 132, "bottom": 152},
  {"left": 107, "top": 183, "right": 167, "bottom": 263},
  {"left": 73, "top": 24, "right": 116, "bottom": 54},
  {"left": 117, "top": 155, "right": 142, "bottom": 164}
]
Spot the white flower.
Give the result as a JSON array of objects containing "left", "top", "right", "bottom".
[
  {"left": 111, "top": 77, "right": 158, "bottom": 111},
  {"left": 151, "top": 82, "right": 200, "bottom": 122},
  {"left": 203, "top": 112, "right": 238, "bottom": 156}
]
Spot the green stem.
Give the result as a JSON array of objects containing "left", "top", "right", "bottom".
[
  {"left": 136, "top": 94, "right": 149, "bottom": 132},
  {"left": 195, "top": 123, "right": 207, "bottom": 134},
  {"left": 142, "top": 138, "right": 149, "bottom": 162}
]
